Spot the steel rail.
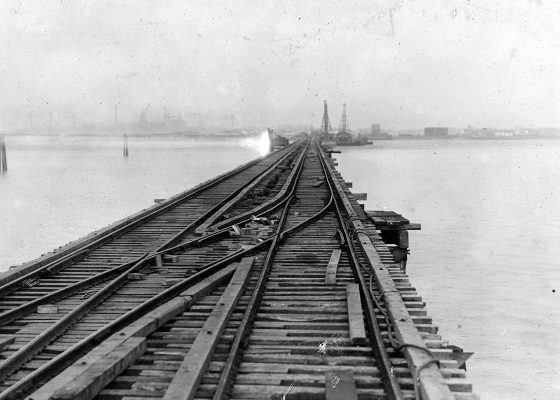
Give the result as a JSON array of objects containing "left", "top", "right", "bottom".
[
  {"left": 211, "top": 195, "right": 295, "bottom": 400},
  {"left": 157, "top": 142, "right": 303, "bottom": 252},
  {"left": 209, "top": 144, "right": 308, "bottom": 232},
  {"left": 0, "top": 255, "right": 146, "bottom": 327},
  {"left": 161, "top": 139, "right": 310, "bottom": 255},
  {"left": 0, "top": 143, "right": 299, "bottom": 298},
  {"left": 317, "top": 138, "right": 454, "bottom": 400},
  {"left": 315, "top": 138, "right": 404, "bottom": 400},
  {"left": 0, "top": 183, "right": 317, "bottom": 399},
  {"left": 0, "top": 141, "right": 311, "bottom": 398},
  {"left": 0, "top": 143, "right": 306, "bottom": 329},
  {"left": 323, "top": 145, "right": 454, "bottom": 399},
  {"left": 212, "top": 146, "right": 335, "bottom": 400},
  {"left": 0, "top": 242, "right": 272, "bottom": 400}
]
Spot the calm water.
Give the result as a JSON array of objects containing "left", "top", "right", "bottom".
[
  {"left": 337, "top": 140, "right": 560, "bottom": 400},
  {"left": 0, "top": 135, "right": 262, "bottom": 268},
  {"left": 0, "top": 136, "right": 558, "bottom": 399}
]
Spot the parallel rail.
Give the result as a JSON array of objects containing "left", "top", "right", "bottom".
[{"left": 0, "top": 136, "right": 475, "bottom": 400}]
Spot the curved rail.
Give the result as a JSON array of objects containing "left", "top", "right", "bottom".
[
  {"left": 0, "top": 135, "right": 468, "bottom": 400},
  {"left": 315, "top": 138, "right": 404, "bottom": 400},
  {"left": 0, "top": 140, "right": 311, "bottom": 399},
  {"left": 316, "top": 137, "right": 454, "bottom": 400},
  {"left": 0, "top": 142, "right": 305, "bottom": 327},
  {"left": 0, "top": 143, "right": 299, "bottom": 298}
]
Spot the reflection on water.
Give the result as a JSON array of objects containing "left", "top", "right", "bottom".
[{"left": 336, "top": 139, "right": 560, "bottom": 400}]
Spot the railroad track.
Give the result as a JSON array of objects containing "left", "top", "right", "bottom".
[{"left": 0, "top": 136, "right": 475, "bottom": 400}]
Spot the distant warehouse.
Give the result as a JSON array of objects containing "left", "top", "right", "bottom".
[{"left": 424, "top": 127, "right": 449, "bottom": 138}]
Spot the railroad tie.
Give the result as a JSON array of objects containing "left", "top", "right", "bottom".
[
  {"left": 25, "top": 263, "right": 244, "bottom": 400},
  {"left": 163, "top": 257, "right": 255, "bottom": 400},
  {"left": 325, "top": 370, "right": 358, "bottom": 400}
]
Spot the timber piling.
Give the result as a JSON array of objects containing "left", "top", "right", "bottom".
[
  {"left": 0, "top": 136, "right": 7, "bottom": 173},
  {"left": 123, "top": 134, "right": 129, "bottom": 157},
  {"left": 0, "top": 135, "right": 476, "bottom": 400}
]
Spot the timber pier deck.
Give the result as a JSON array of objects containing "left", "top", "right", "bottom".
[{"left": 0, "top": 136, "right": 476, "bottom": 400}]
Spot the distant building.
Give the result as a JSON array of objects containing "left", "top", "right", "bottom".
[
  {"left": 494, "top": 129, "right": 515, "bottom": 137},
  {"left": 424, "top": 127, "right": 449, "bottom": 138},
  {"left": 371, "top": 124, "right": 381, "bottom": 136}
]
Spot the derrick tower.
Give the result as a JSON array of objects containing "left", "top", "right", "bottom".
[
  {"left": 338, "top": 103, "right": 349, "bottom": 134},
  {"left": 320, "top": 100, "right": 332, "bottom": 140}
]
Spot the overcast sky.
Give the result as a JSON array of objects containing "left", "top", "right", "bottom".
[{"left": 1, "top": 0, "right": 559, "bottom": 130}]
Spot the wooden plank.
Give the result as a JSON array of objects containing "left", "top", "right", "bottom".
[
  {"left": 376, "top": 223, "right": 421, "bottom": 231},
  {"left": 0, "top": 145, "right": 280, "bottom": 288},
  {"left": 325, "top": 370, "right": 358, "bottom": 400},
  {"left": 320, "top": 153, "right": 455, "bottom": 400},
  {"left": 28, "top": 263, "right": 240, "bottom": 400},
  {"left": 368, "top": 210, "right": 401, "bottom": 217},
  {"left": 313, "top": 179, "right": 325, "bottom": 187},
  {"left": 370, "top": 216, "right": 387, "bottom": 226},
  {"left": 355, "top": 230, "right": 454, "bottom": 399},
  {"left": 48, "top": 337, "right": 147, "bottom": 400},
  {"left": 163, "top": 257, "right": 255, "bottom": 400},
  {"left": 354, "top": 193, "right": 367, "bottom": 201},
  {"left": 195, "top": 150, "right": 295, "bottom": 234},
  {"left": 385, "top": 216, "right": 409, "bottom": 226},
  {"left": 325, "top": 249, "right": 342, "bottom": 284},
  {"left": 398, "top": 230, "right": 409, "bottom": 248},
  {"left": 346, "top": 284, "right": 366, "bottom": 346}
]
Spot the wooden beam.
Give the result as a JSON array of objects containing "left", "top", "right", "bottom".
[
  {"left": 321, "top": 148, "right": 455, "bottom": 400},
  {"left": 313, "top": 179, "right": 325, "bottom": 187},
  {"left": 212, "top": 148, "right": 307, "bottom": 231},
  {"left": 48, "top": 337, "right": 146, "bottom": 400},
  {"left": 346, "top": 284, "right": 366, "bottom": 346},
  {"left": 163, "top": 257, "right": 255, "bottom": 400},
  {"left": 398, "top": 230, "right": 409, "bottom": 248},
  {"left": 325, "top": 370, "right": 358, "bottom": 400},
  {"left": 354, "top": 193, "right": 367, "bottom": 201},
  {"left": 195, "top": 150, "right": 296, "bottom": 234},
  {"left": 325, "top": 249, "right": 341, "bottom": 284},
  {"left": 376, "top": 223, "right": 421, "bottom": 231},
  {"left": 27, "top": 263, "right": 241, "bottom": 400}
]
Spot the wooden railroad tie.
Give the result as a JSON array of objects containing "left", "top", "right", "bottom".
[
  {"left": 325, "top": 370, "right": 358, "bottom": 400},
  {"left": 4, "top": 140, "right": 476, "bottom": 400},
  {"left": 163, "top": 257, "right": 255, "bottom": 400},
  {"left": 28, "top": 261, "right": 248, "bottom": 400}
]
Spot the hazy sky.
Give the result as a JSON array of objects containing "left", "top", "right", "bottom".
[{"left": 1, "top": 0, "right": 559, "bottom": 130}]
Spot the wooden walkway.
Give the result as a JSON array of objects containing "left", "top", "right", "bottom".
[{"left": 0, "top": 136, "right": 476, "bottom": 400}]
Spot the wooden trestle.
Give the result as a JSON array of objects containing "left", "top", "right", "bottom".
[{"left": 0, "top": 135, "right": 476, "bottom": 400}]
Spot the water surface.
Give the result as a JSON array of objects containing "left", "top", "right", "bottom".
[
  {"left": 0, "top": 135, "right": 261, "bottom": 268},
  {"left": 336, "top": 139, "right": 560, "bottom": 400}
]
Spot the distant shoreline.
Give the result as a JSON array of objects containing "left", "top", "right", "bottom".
[
  {"left": 371, "top": 135, "right": 560, "bottom": 141},
  {"left": 1, "top": 131, "right": 263, "bottom": 139}
]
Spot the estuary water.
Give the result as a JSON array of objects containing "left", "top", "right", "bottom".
[
  {"left": 0, "top": 135, "right": 558, "bottom": 399},
  {"left": 336, "top": 139, "right": 560, "bottom": 400},
  {"left": 0, "top": 135, "right": 263, "bottom": 268}
]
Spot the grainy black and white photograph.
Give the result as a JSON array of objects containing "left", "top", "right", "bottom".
[{"left": 0, "top": 1, "right": 558, "bottom": 399}]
